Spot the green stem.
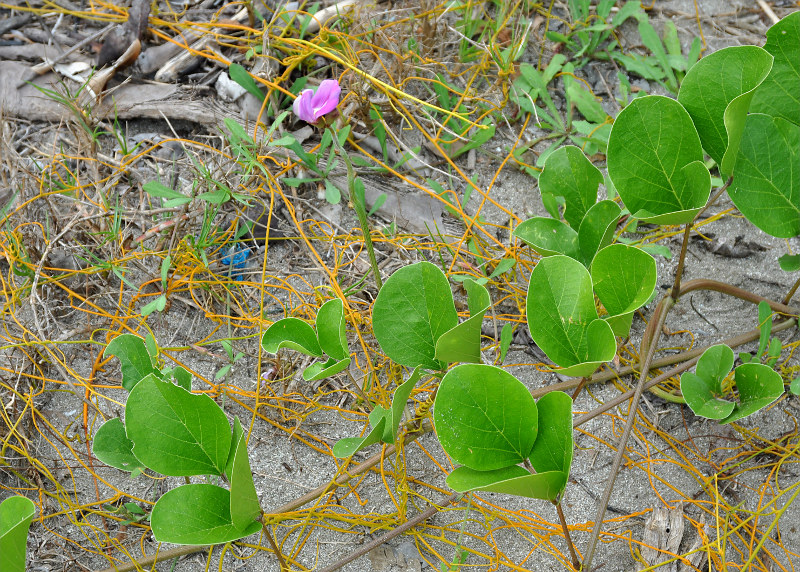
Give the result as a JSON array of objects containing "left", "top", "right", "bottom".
[{"left": 332, "top": 134, "right": 383, "bottom": 291}]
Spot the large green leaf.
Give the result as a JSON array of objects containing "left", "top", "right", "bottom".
[
  {"left": 93, "top": 418, "right": 145, "bottom": 475},
  {"left": 728, "top": 114, "right": 799, "bottom": 238},
  {"left": 446, "top": 465, "right": 567, "bottom": 500},
  {"left": 0, "top": 495, "right": 36, "bottom": 572},
  {"left": 316, "top": 298, "right": 348, "bottom": 360},
  {"left": 229, "top": 430, "right": 261, "bottom": 531},
  {"left": 261, "top": 318, "right": 323, "bottom": 357},
  {"left": 512, "top": 218, "right": 580, "bottom": 259},
  {"left": 751, "top": 12, "right": 800, "bottom": 125},
  {"left": 528, "top": 391, "right": 573, "bottom": 477},
  {"left": 150, "top": 484, "right": 261, "bottom": 545},
  {"left": 434, "top": 364, "right": 538, "bottom": 471},
  {"left": 126, "top": 375, "right": 232, "bottom": 476},
  {"left": 721, "top": 363, "right": 784, "bottom": 425},
  {"left": 526, "top": 255, "right": 616, "bottom": 376},
  {"left": 591, "top": 245, "right": 657, "bottom": 336},
  {"left": 607, "top": 95, "right": 711, "bottom": 224},
  {"left": 538, "top": 145, "right": 603, "bottom": 229},
  {"left": 372, "top": 262, "right": 457, "bottom": 370},
  {"left": 435, "top": 279, "right": 491, "bottom": 364},
  {"left": 105, "top": 334, "right": 157, "bottom": 391},
  {"left": 677, "top": 46, "right": 773, "bottom": 176}
]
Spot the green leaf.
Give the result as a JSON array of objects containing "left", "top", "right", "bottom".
[
  {"left": 677, "top": 46, "right": 773, "bottom": 176},
  {"left": 150, "top": 484, "right": 261, "bottom": 545},
  {"left": 435, "top": 279, "right": 491, "bottom": 364},
  {"left": 229, "top": 63, "right": 265, "bottom": 102},
  {"left": 332, "top": 417, "right": 387, "bottom": 458},
  {"left": 498, "top": 323, "right": 513, "bottom": 364},
  {"left": 577, "top": 200, "right": 622, "bottom": 266},
  {"left": 728, "top": 114, "right": 799, "bottom": 238},
  {"left": 105, "top": 334, "right": 157, "bottom": 392},
  {"left": 173, "top": 366, "right": 192, "bottom": 392},
  {"left": 126, "top": 375, "right": 232, "bottom": 476},
  {"left": 143, "top": 181, "right": 191, "bottom": 207},
  {"left": 446, "top": 465, "right": 567, "bottom": 500},
  {"left": 452, "top": 121, "right": 496, "bottom": 159},
  {"left": 721, "top": 363, "right": 784, "bottom": 424},
  {"left": 302, "top": 356, "right": 350, "bottom": 382},
  {"left": 779, "top": 254, "right": 800, "bottom": 272},
  {"left": 324, "top": 180, "right": 341, "bottom": 204},
  {"left": 681, "top": 344, "right": 736, "bottom": 420},
  {"left": 388, "top": 366, "right": 423, "bottom": 443},
  {"left": 529, "top": 391, "right": 573, "bottom": 477},
  {"left": 607, "top": 95, "right": 711, "bottom": 224},
  {"left": 538, "top": 145, "right": 603, "bottom": 229},
  {"left": 93, "top": 418, "right": 145, "bottom": 474},
  {"left": 261, "top": 318, "right": 323, "bottom": 357},
  {"left": 526, "top": 255, "right": 616, "bottom": 376},
  {"left": 751, "top": 12, "right": 800, "bottom": 125},
  {"left": 140, "top": 294, "right": 166, "bottom": 317},
  {"left": 636, "top": 16, "right": 677, "bottom": 91},
  {"left": 224, "top": 417, "right": 244, "bottom": 479},
  {"left": 229, "top": 430, "right": 261, "bottom": 531},
  {"left": 0, "top": 495, "right": 36, "bottom": 572},
  {"left": 591, "top": 245, "right": 657, "bottom": 336},
  {"left": 488, "top": 258, "right": 516, "bottom": 280},
  {"left": 316, "top": 299, "right": 348, "bottom": 360},
  {"left": 513, "top": 217, "right": 579, "bottom": 259},
  {"left": 790, "top": 376, "right": 800, "bottom": 396},
  {"left": 565, "top": 78, "right": 608, "bottom": 124},
  {"left": 434, "top": 364, "right": 538, "bottom": 471},
  {"left": 372, "top": 261, "right": 458, "bottom": 370}
]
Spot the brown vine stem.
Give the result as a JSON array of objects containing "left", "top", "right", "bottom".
[
  {"left": 783, "top": 273, "right": 800, "bottom": 307},
  {"left": 315, "top": 493, "right": 462, "bottom": 572},
  {"left": 581, "top": 295, "right": 674, "bottom": 571},
  {"left": 262, "top": 522, "right": 289, "bottom": 571},
  {"left": 671, "top": 177, "right": 734, "bottom": 303}
]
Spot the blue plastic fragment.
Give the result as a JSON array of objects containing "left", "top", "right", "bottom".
[{"left": 220, "top": 244, "right": 251, "bottom": 280}]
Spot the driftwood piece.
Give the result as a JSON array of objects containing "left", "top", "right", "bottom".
[
  {"left": 637, "top": 504, "right": 684, "bottom": 572},
  {"left": 0, "top": 61, "right": 236, "bottom": 125}
]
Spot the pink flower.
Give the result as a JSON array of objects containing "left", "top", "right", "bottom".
[{"left": 292, "top": 79, "right": 341, "bottom": 124}]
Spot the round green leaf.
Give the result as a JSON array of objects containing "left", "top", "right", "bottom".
[
  {"left": 529, "top": 391, "right": 573, "bottom": 476},
  {"left": 751, "top": 12, "right": 800, "bottom": 125},
  {"left": 126, "top": 375, "right": 232, "bottom": 476},
  {"left": 539, "top": 145, "right": 603, "bottom": 229},
  {"left": 93, "top": 418, "right": 145, "bottom": 474},
  {"left": 261, "top": 318, "right": 323, "bottom": 357},
  {"left": 446, "top": 466, "right": 567, "bottom": 500},
  {"left": 728, "top": 114, "right": 799, "bottom": 238},
  {"left": 681, "top": 344, "right": 736, "bottom": 420},
  {"left": 721, "top": 363, "right": 784, "bottom": 425},
  {"left": 607, "top": 95, "right": 711, "bottom": 224},
  {"left": 513, "top": 218, "right": 579, "bottom": 259},
  {"left": 677, "top": 45, "right": 773, "bottom": 176},
  {"left": 0, "top": 495, "right": 36, "bottom": 572},
  {"left": 316, "top": 298, "right": 348, "bottom": 360},
  {"left": 434, "top": 364, "right": 538, "bottom": 471},
  {"left": 372, "top": 262, "right": 457, "bottom": 369},
  {"left": 591, "top": 245, "right": 657, "bottom": 336},
  {"left": 150, "top": 484, "right": 261, "bottom": 545},
  {"left": 526, "top": 255, "right": 616, "bottom": 372}
]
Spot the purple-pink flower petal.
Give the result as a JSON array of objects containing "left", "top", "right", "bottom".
[
  {"left": 310, "top": 79, "right": 341, "bottom": 119},
  {"left": 292, "top": 79, "right": 341, "bottom": 123},
  {"left": 293, "top": 88, "right": 316, "bottom": 123}
]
